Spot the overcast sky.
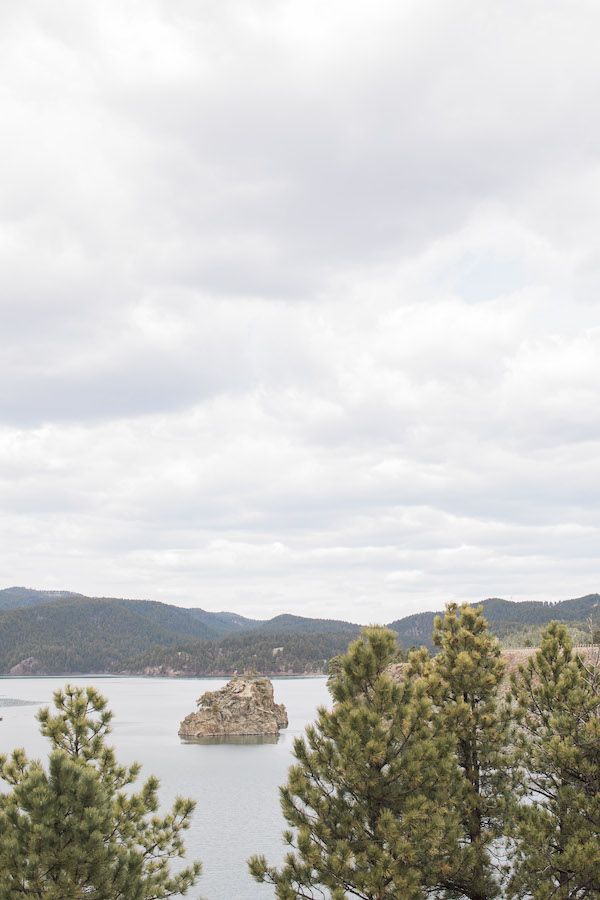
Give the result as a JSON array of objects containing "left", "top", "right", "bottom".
[{"left": 1, "top": 1, "right": 600, "bottom": 621}]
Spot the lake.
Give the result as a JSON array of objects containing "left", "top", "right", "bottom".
[{"left": 0, "top": 675, "right": 330, "bottom": 900}]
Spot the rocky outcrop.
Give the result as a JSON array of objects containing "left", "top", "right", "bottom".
[
  {"left": 178, "top": 676, "right": 288, "bottom": 738},
  {"left": 9, "top": 656, "right": 44, "bottom": 675},
  {"left": 142, "top": 665, "right": 187, "bottom": 677}
]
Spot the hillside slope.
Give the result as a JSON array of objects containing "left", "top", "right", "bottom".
[
  {"left": 0, "top": 591, "right": 361, "bottom": 674},
  {"left": 254, "top": 613, "right": 360, "bottom": 634},
  {"left": 136, "top": 629, "right": 360, "bottom": 677},
  {"left": 0, "top": 586, "right": 597, "bottom": 675},
  {"left": 0, "top": 597, "right": 224, "bottom": 673},
  {"left": 388, "top": 594, "right": 600, "bottom": 649},
  {"left": 0, "top": 587, "right": 85, "bottom": 611},
  {"left": 0, "top": 588, "right": 253, "bottom": 640}
]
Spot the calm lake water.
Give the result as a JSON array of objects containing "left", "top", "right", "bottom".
[{"left": 0, "top": 676, "right": 330, "bottom": 900}]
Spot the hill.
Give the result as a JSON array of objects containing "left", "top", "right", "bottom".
[
  {"left": 253, "top": 613, "right": 360, "bottom": 634},
  {"left": 0, "top": 586, "right": 597, "bottom": 676},
  {"left": 0, "top": 588, "right": 361, "bottom": 675},
  {"left": 187, "top": 608, "right": 259, "bottom": 633},
  {"left": 0, "top": 587, "right": 86, "bottom": 611},
  {"left": 135, "top": 629, "right": 360, "bottom": 677},
  {"left": 388, "top": 595, "right": 600, "bottom": 649},
  {"left": 0, "top": 588, "right": 250, "bottom": 639},
  {"left": 0, "top": 597, "right": 226, "bottom": 674}
]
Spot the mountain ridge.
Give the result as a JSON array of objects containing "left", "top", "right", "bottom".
[{"left": 0, "top": 587, "right": 597, "bottom": 676}]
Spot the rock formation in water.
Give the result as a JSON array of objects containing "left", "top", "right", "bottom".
[{"left": 178, "top": 675, "right": 288, "bottom": 738}]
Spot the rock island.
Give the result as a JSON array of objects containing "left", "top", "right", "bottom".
[{"left": 178, "top": 675, "right": 288, "bottom": 739}]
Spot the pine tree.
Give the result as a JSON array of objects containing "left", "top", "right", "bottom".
[
  {"left": 431, "top": 603, "right": 510, "bottom": 900},
  {"left": 508, "top": 623, "right": 600, "bottom": 899},
  {"left": 249, "top": 627, "right": 459, "bottom": 900},
  {"left": 0, "top": 684, "right": 201, "bottom": 899}
]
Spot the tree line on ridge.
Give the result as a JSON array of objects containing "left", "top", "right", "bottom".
[{"left": 0, "top": 587, "right": 598, "bottom": 676}]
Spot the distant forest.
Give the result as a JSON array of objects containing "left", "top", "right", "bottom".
[{"left": 0, "top": 587, "right": 598, "bottom": 676}]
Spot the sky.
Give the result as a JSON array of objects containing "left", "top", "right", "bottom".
[{"left": 1, "top": 0, "right": 600, "bottom": 622}]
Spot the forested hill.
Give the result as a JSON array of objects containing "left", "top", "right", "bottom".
[
  {"left": 387, "top": 594, "right": 600, "bottom": 649},
  {"left": 0, "top": 587, "right": 597, "bottom": 676},
  {"left": 0, "top": 587, "right": 86, "bottom": 610},
  {"left": 0, "top": 588, "right": 360, "bottom": 675}
]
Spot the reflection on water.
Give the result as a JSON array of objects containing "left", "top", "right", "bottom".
[
  {"left": 0, "top": 675, "right": 330, "bottom": 900},
  {"left": 180, "top": 733, "right": 280, "bottom": 746}
]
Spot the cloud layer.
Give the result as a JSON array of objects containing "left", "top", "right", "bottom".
[{"left": 2, "top": 0, "right": 600, "bottom": 619}]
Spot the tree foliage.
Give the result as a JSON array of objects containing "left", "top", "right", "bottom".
[
  {"left": 249, "top": 627, "right": 459, "bottom": 899},
  {"left": 138, "top": 630, "right": 359, "bottom": 677},
  {"left": 250, "top": 607, "right": 595, "bottom": 900},
  {"left": 388, "top": 595, "right": 600, "bottom": 651},
  {"left": 508, "top": 624, "right": 600, "bottom": 899},
  {"left": 431, "top": 603, "right": 511, "bottom": 900},
  {"left": 0, "top": 685, "right": 201, "bottom": 899}
]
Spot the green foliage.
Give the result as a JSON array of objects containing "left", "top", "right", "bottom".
[
  {"left": 251, "top": 608, "right": 599, "bottom": 900},
  {"left": 256, "top": 614, "right": 360, "bottom": 635},
  {"left": 507, "top": 624, "right": 600, "bottom": 898},
  {"left": 388, "top": 594, "right": 600, "bottom": 650},
  {"left": 0, "top": 594, "right": 359, "bottom": 676},
  {"left": 0, "top": 685, "right": 201, "bottom": 899},
  {"left": 500, "top": 623, "right": 590, "bottom": 649},
  {"left": 0, "top": 587, "right": 84, "bottom": 611},
  {"left": 424, "top": 603, "right": 511, "bottom": 899},
  {"left": 249, "top": 627, "right": 459, "bottom": 899},
  {"left": 0, "top": 597, "right": 226, "bottom": 673},
  {"left": 138, "top": 630, "right": 359, "bottom": 677},
  {"left": 0, "top": 588, "right": 597, "bottom": 676}
]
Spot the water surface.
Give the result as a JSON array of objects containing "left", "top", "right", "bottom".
[{"left": 0, "top": 676, "right": 330, "bottom": 900}]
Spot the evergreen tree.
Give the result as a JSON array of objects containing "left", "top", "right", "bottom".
[
  {"left": 249, "top": 627, "right": 459, "bottom": 900},
  {"left": 508, "top": 623, "right": 600, "bottom": 899},
  {"left": 0, "top": 685, "right": 201, "bottom": 899},
  {"left": 431, "top": 603, "right": 510, "bottom": 900}
]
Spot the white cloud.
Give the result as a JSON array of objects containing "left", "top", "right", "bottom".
[{"left": 1, "top": 0, "right": 600, "bottom": 619}]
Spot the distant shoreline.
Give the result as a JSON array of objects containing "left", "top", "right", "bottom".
[{"left": 0, "top": 672, "right": 328, "bottom": 680}]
